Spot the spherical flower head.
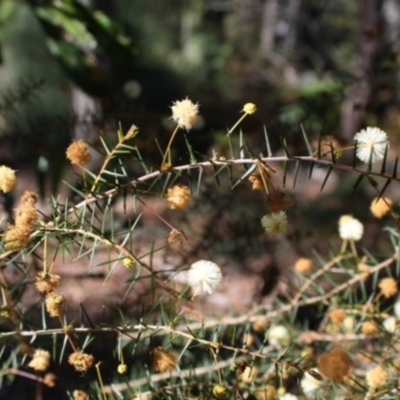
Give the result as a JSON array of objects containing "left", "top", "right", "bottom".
[
  {"left": 342, "top": 316, "right": 356, "bottom": 333},
  {"left": 34, "top": 272, "right": 61, "bottom": 294},
  {"left": 187, "top": 260, "right": 222, "bottom": 295},
  {"left": 300, "top": 369, "right": 323, "bottom": 396},
  {"left": 43, "top": 373, "right": 56, "bottom": 387},
  {"left": 28, "top": 349, "right": 51, "bottom": 371},
  {"left": 261, "top": 211, "right": 288, "bottom": 235},
  {"left": 361, "top": 320, "right": 379, "bottom": 335},
  {"left": 171, "top": 97, "right": 199, "bottom": 131},
  {"left": 15, "top": 203, "right": 38, "bottom": 227},
  {"left": 354, "top": 127, "right": 388, "bottom": 164},
  {"left": 68, "top": 351, "right": 94, "bottom": 372},
  {"left": 4, "top": 224, "right": 31, "bottom": 250},
  {"left": 338, "top": 215, "right": 363, "bottom": 241},
  {"left": 45, "top": 292, "right": 66, "bottom": 317},
  {"left": 122, "top": 257, "right": 135, "bottom": 268},
  {"left": 366, "top": 365, "right": 387, "bottom": 388},
  {"left": 378, "top": 277, "right": 397, "bottom": 298},
  {"left": 166, "top": 185, "right": 191, "bottom": 210},
  {"left": 212, "top": 384, "right": 228, "bottom": 399},
  {"left": 152, "top": 347, "right": 176, "bottom": 372},
  {"left": 318, "top": 347, "right": 352, "bottom": 384},
  {"left": 329, "top": 309, "right": 346, "bottom": 324},
  {"left": 370, "top": 197, "right": 392, "bottom": 218},
  {"left": 294, "top": 257, "right": 313, "bottom": 273},
  {"left": 66, "top": 140, "right": 92, "bottom": 166},
  {"left": 267, "top": 325, "right": 290, "bottom": 347},
  {"left": 122, "top": 80, "right": 142, "bottom": 99},
  {"left": 117, "top": 363, "right": 127, "bottom": 374},
  {"left": 383, "top": 316, "right": 396, "bottom": 333},
  {"left": 240, "top": 366, "right": 258, "bottom": 383},
  {"left": 243, "top": 102, "right": 257, "bottom": 115},
  {"left": 0, "top": 165, "right": 16, "bottom": 193},
  {"left": 0, "top": 307, "right": 10, "bottom": 318},
  {"left": 20, "top": 190, "right": 38, "bottom": 205}
]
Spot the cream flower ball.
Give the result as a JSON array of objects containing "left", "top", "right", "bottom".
[
  {"left": 338, "top": 215, "right": 364, "bottom": 241},
  {"left": 187, "top": 260, "right": 222, "bottom": 295}
]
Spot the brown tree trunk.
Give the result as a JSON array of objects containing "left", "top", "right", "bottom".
[
  {"left": 339, "top": 0, "right": 384, "bottom": 144},
  {"left": 259, "top": 0, "right": 278, "bottom": 57}
]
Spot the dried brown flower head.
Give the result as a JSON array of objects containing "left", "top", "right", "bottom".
[
  {"left": 0, "top": 165, "right": 16, "bottom": 193},
  {"left": 361, "top": 321, "right": 379, "bottom": 336},
  {"left": 171, "top": 98, "right": 199, "bottom": 131},
  {"left": 4, "top": 224, "right": 31, "bottom": 250},
  {"left": 152, "top": 347, "right": 176, "bottom": 372},
  {"left": 20, "top": 190, "right": 38, "bottom": 205},
  {"left": 266, "top": 189, "right": 294, "bottom": 213},
  {"left": 34, "top": 272, "right": 61, "bottom": 294},
  {"left": 252, "top": 318, "right": 268, "bottom": 332},
  {"left": 45, "top": 292, "right": 66, "bottom": 317},
  {"left": 294, "top": 257, "right": 313, "bottom": 273},
  {"left": 68, "top": 351, "right": 94, "bottom": 372},
  {"left": 28, "top": 349, "right": 51, "bottom": 371},
  {"left": 66, "top": 140, "right": 91, "bottom": 166},
  {"left": 318, "top": 347, "right": 352, "bottom": 384},
  {"left": 15, "top": 203, "right": 38, "bottom": 227},
  {"left": 329, "top": 309, "right": 346, "bottom": 324},
  {"left": 366, "top": 365, "right": 387, "bottom": 388},
  {"left": 166, "top": 185, "right": 191, "bottom": 210},
  {"left": 249, "top": 172, "right": 264, "bottom": 190},
  {"left": 43, "top": 373, "right": 57, "bottom": 387},
  {"left": 370, "top": 197, "right": 392, "bottom": 218},
  {"left": 168, "top": 228, "right": 184, "bottom": 245},
  {"left": 378, "top": 277, "right": 397, "bottom": 298}
]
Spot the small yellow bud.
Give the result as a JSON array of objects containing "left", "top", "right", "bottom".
[
  {"left": 122, "top": 257, "right": 135, "bottom": 268},
  {"left": 243, "top": 103, "right": 257, "bottom": 115},
  {"left": 117, "top": 363, "right": 127, "bottom": 374},
  {"left": 212, "top": 384, "right": 228, "bottom": 399}
]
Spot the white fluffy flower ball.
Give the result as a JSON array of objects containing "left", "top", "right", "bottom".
[
  {"left": 383, "top": 316, "right": 396, "bottom": 334},
  {"left": 354, "top": 127, "right": 389, "bottom": 164},
  {"left": 171, "top": 98, "right": 199, "bottom": 131},
  {"left": 338, "top": 215, "right": 364, "bottom": 241},
  {"left": 301, "top": 369, "right": 323, "bottom": 396},
  {"left": 187, "top": 260, "right": 222, "bottom": 295},
  {"left": 267, "top": 325, "right": 290, "bottom": 347}
]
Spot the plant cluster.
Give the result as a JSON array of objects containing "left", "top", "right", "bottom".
[{"left": 0, "top": 98, "right": 399, "bottom": 400}]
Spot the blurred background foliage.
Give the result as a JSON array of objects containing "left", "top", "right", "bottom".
[{"left": 0, "top": 0, "right": 398, "bottom": 193}]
